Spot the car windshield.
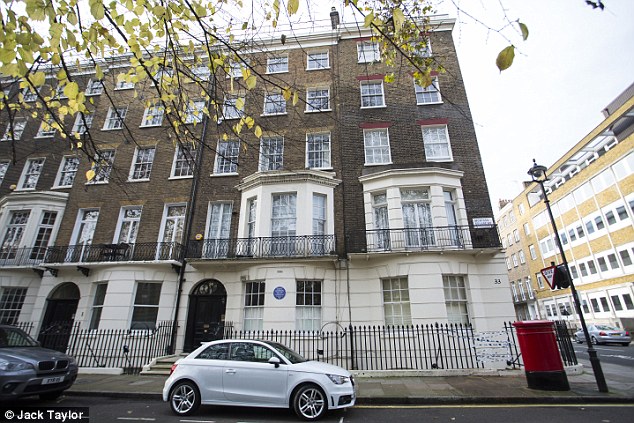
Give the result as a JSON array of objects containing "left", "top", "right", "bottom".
[
  {"left": 265, "top": 341, "right": 307, "bottom": 364},
  {"left": 0, "top": 326, "right": 39, "bottom": 348},
  {"left": 595, "top": 325, "right": 619, "bottom": 331}
]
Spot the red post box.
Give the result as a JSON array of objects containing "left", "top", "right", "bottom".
[{"left": 513, "top": 320, "right": 570, "bottom": 391}]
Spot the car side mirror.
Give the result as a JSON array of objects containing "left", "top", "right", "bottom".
[{"left": 268, "top": 356, "right": 281, "bottom": 368}]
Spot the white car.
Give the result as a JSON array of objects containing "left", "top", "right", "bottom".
[{"left": 163, "top": 339, "right": 355, "bottom": 420}]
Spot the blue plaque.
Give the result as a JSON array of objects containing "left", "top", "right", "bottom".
[{"left": 273, "top": 286, "right": 286, "bottom": 300}]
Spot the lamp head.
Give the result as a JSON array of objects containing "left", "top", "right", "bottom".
[{"left": 528, "top": 159, "right": 548, "bottom": 182}]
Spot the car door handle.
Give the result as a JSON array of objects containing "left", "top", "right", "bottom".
[{"left": 225, "top": 369, "right": 236, "bottom": 374}]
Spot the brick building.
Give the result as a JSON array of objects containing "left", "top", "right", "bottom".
[
  {"left": 495, "top": 82, "right": 634, "bottom": 332},
  {"left": 0, "top": 16, "right": 514, "bottom": 353}
]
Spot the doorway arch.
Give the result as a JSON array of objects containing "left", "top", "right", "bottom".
[{"left": 183, "top": 279, "right": 227, "bottom": 352}]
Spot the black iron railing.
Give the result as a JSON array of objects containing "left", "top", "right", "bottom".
[
  {"left": 43, "top": 242, "right": 184, "bottom": 265},
  {"left": 347, "top": 225, "right": 501, "bottom": 253},
  {"left": 188, "top": 235, "right": 336, "bottom": 260},
  {"left": 0, "top": 246, "right": 48, "bottom": 267},
  {"left": 35, "top": 321, "right": 174, "bottom": 374}
]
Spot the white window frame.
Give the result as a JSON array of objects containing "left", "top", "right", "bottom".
[
  {"left": 266, "top": 55, "right": 289, "bottom": 74},
  {"left": 306, "top": 132, "right": 331, "bottom": 169},
  {"left": 307, "top": 51, "right": 329, "bottom": 70},
  {"left": 184, "top": 99, "right": 206, "bottom": 124},
  {"left": 296, "top": 280, "right": 321, "bottom": 331},
  {"left": 88, "top": 149, "right": 115, "bottom": 184},
  {"left": 421, "top": 125, "right": 453, "bottom": 162},
  {"left": 89, "top": 283, "right": 108, "bottom": 330},
  {"left": 259, "top": 136, "right": 284, "bottom": 171},
  {"left": 0, "top": 287, "right": 28, "bottom": 325},
  {"left": 357, "top": 41, "right": 380, "bottom": 63},
  {"left": 102, "top": 106, "right": 127, "bottom": 130},
  {"left": 115, "top": 206, "right": 142, "bottom": 244},
  {"left": 129, "top": 146, "right": 156, "bottom": 181},
  {"left": 114, "top": 76, "right": 135, "bottom": 90},
  {"left": 222, "top": 95, "right": 245, "bottom": 120},
  {"left": 443, "top": 275, "right": 470, "bottom": 325},
  {"left": 35, "top": 118, "right": 56, "bottom": 138},
  {"left": 244, "top": 281, "right": 265, "bottom": 331},
  {"left": 171, "top": 144, "right": 196, "bottom": 178},
  {"left": 130, "top": 282, "right": 162, "bottom": 331},
  {"left": 0, "top": 161, "right": 9, "bottom": 186},
  {"left": 1, "top": 118, "right": 27, "bottom": 141},
  {"left": 414, "top": 76, "right": 441, "bottom": 104},
  {"left": 21, "top": 87, "right": 38, "bottom": 102},
  {"left": 363, "top": 128, "right": 391, "bottom": 165},
  {"left": 72, "top": 113, "right": 93, "bottom": 135},
  {"left": 18, "top": 157, "right": 45, "bottom": 190},
  {"left": 214, "top": 139, "right": 240, "bottom": 175},
  {"left": 382, "top": 277, "right": 412, "bottom": 326},
  {"left": 55, "top": 155, "right": 80, "bottom": 188},
  {"left": 140, "top": 102, "right": 165, "bottom": 127},
  {"left": 263, "top": 93, "right": 287, "bottom": 115},
  {"left": 85, "top": 79, "right": 104, "bottom": 96},
  {"left": 360, "top": 81, "right": 386, "bottom": 108},
  {"left": 305, "top": 88, "right": 330, "bottom": 112}
]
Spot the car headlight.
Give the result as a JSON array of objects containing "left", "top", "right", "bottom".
[
  {"left": 327, "top": 374, "right": 350, "bottom": 385},
  {"left": 0, "top": 358, "right": 35, "bottom": 372}
]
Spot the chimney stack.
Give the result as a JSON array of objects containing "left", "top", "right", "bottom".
[{"left": 330, "top": 7, "right": 340, "bottom": 29}]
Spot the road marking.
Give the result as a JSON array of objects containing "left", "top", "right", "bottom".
[
  {"left": 180, "top": 420, "right": 216, "bottom": 423},
  {"left": 116, "top": 418, "right": 156, "bottom": 421},
  {"left": 354, "top": 404, "right": 634, "bottom": 409}
]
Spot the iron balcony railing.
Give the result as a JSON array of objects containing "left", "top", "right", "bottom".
[
  {"left": 43, "top": 242, "right": 184, "bottom": 265},
  {"left": 0, "top": 246, "right": 48, "bottom": 267},
  {"left": 187, "top": 235, "right": 336, "bottom": 260},
  {"left": 347, "top": 225, "right": 501, "bottom": 253}
]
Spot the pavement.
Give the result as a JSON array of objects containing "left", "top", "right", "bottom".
[{"left": 67, "top": 365, "right": 634, "bottom": 405}]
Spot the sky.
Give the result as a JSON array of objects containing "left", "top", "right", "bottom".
[
  {"left": 269, "top": 0, "right": 634, "bottom": 213},
  {"left": 440, "top": 0, "right": 634, "bottom": 212}
]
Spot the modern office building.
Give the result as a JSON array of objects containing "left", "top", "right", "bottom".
[{"left": 496, "top": 82, "right": 634, "bottom": 331}]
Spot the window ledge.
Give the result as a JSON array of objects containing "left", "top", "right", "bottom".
[
  {"left": 261, "top": 112, "right": 288, "bottom": 117},
  {"left": 306, "top": 67, "right": 331, "bottom": 71},
  {"left": 305, "top": 109, "right": 332, "bottom": 113},
  {"left": 101, "top": 127, "right": 123, "bottom": 131},
  {"left": 211, "top": 172, "right": 239, "bottom": 177},
  {"left": 364, "top": 162, "right": 393, "bottom": 166},
  {"left": 417, "top": 101, "right": 444, "bottom": 106},
  {"left": 168, "top": 175, "right": 194, "bottom": 181},
  {"left": 127, "top": 178, "right": 151, "bottom": 183},
  {"left": 139, "top": 123, "right": 164, "bottom": 128},
  {"left": 360, "top": 105, "right": 387, "bottom": 110}
]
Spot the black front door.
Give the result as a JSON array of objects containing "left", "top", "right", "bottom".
[
  {"left": 184, "top": 280, "right": 227, "bottom": 352},
  {"left": 38, "top": 283, "right": 80, "bottom": 352}
]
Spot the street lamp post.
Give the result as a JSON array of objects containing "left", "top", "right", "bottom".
[{"left": 528, "top": 159, "right": 608, "bottom": 393}]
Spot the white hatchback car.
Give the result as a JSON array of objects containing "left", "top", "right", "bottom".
[{"left": 163, "top": 339, "right": 355, "bottom": 421}]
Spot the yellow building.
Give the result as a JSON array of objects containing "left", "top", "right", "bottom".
[{"left": 497, "top": 82, "right": 634, "bottom": 332}]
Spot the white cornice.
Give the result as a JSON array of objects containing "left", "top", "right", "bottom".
[
  {"left": 358, "top": 167, "right": 464, "bottom": 184},
  {"left": 236, "top": 169, "right": 341, "bottom": 192}
]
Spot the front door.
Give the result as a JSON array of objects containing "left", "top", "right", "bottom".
[
  {"left": 184, "top": 280, "right": 227, "bottom": 352},
  {"left": 39, "top": 283, "right": 80, "bottom": 352}
]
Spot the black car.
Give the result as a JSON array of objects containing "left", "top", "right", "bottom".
[{"left": 0, "top": 325, "right": 78, "bottom": 401}]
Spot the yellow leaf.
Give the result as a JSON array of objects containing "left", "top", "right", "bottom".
[
  {"left": 292, "top": 91, "right": 299, "bottom": 106},
  {"left": 287, "top": 0, "right": 299, "bottom": 15},
  {"left": 364, "top": 12, "right": 375, "bottom": 28},
  {"left": 393, "top": 8, "right": 405, "bottom": 30},
  {"left": 518, "top": 21, "right": 529, "bottom": 41},
  {"left": 64, "top": 82, "right": 79, "bottom": 99},
  {"left": 85, "top": 169, "right": 96, "bottom": 181},
  {"left": 254, "top": 125, "right": 263, "bottom": 138},
  {"left": 30, "top": 71, "right": 46, "bottom": 87},
  {"left": 245, "top": 75, "right": 257, "bottom": 90},
  {"left": 496, "top": 45, "right": 515, "bottom": 71},
  {"left": 235, "top": 97, "right": 245, "bottom": 111},
  {"left": 95, "top": 65, "right": 104, "bottom": 80}
]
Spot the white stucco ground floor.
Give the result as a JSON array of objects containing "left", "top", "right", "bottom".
[{"left": 1, "top": 250, "right": 516, "bottom": 354}]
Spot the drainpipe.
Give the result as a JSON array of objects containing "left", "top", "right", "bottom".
[{"left": 168, "top": 71, "right": 216, "bottom": 354}]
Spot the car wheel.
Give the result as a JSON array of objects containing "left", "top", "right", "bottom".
[
  {"left": 591, "top": 336, "right": 600, "bottom": 345},
  {"left": 622, "top": 343, "right": 631, "bottom": 347},
  {"left": 39, "top": 390, "right": 63, "bottom": 401},
  {"left": 169, "top": 381, "right": 200, "bottom": 416},
  {"left": 574, "top": 335, "right": 583, "bottom": 344},
  {"left": 293, "top": 384, "right": 327, "bottom": 421}
]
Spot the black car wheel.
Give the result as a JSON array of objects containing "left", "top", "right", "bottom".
[
  {"left": 293, "top": 384, "right": 327, "bottom": 421},
  {"left": 169, "top": 381, "right": 200, "bottom": 416},
  {"left": 591, "top": 336, "right": 600, "bottom": 345},
  {"left": 574, "top": 335, "right": 583, "bottom": 344}
]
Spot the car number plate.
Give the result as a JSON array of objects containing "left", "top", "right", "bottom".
[{"left": 42, "top": 376, "right": 64, "bottom": 385}]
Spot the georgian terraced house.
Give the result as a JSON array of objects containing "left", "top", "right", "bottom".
[{"left": 0, "top": 14, "right": 514, "bottom": 354}]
